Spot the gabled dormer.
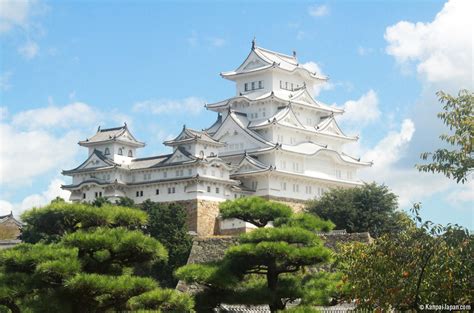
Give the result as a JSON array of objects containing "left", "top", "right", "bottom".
[
  {"left": 78, "top": 123, "right": 145, "bottom": 164},
  {"left": 163, "top": 125, "right": 224, "bottom": 158}
]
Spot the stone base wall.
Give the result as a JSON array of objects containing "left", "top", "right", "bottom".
[
  {"left": 264, "top": 195, "right": 308, "bottom": 213},
  {"left": 166, "top": 196, "right": 314, "bottom": 237},
  {"left": 0, "top": 220, "right": 21, "bottom": 240},
  {"left": 177, "top": 232, "right": 372, "bottom": 293},
  {"left": 196, "top": 200, "right": 221, "bottom": 237},
  {"left": 163, "top": 199, "right": 221, "bottom": 237}
]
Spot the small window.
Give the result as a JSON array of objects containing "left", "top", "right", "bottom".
[
  {"left": 104, "top": 148, "right": 110, "bottom": 155},
  {"left": 215, "top": 187, "right": 220, "bottom": 194},
  {"left": 95, "top": 192, "right": 98, "bottom": 198},
  {"left": 244, "top": 83, "right": 248, "bottom": 91},
  {"left": 83, "top": 193, "right": 86, "bottom": 199},
  {"left": 163, "top": 172, "right": 167, "bottom": 178},
  {"left": 291, "top": 83, "right": 294, "bottom": 91},
  {"left": 280, "top": 80, "right": 283, "bottom": 88},
  {"left": 128, "top": 150, "right": 133, "bottom": 157},
  {"left": 251, "top": 82, "right": 255, "bottom": 90},
  {"left": 156, "top": 189, "right": 160, "bottom": 195},
  {"left": 207, "top": 186, "right": 211, "bottom": 192},
  {"left": 258, "top": 80, "right": 263, "bottom": 89},
  {"left": 118, "top": 148, "right": 123, "bottom": 155},
  {"left": 285, "top": 82, "right": 288, "bottom": 90},
  {"left": 136, "top": 191, "right": 140, "bottom": 197},
  {"left": 172, "top": 187, "right": 176, "bottom": 193},
  {"left": 140, "top": 191, "right": 143, "bottom": 197}
]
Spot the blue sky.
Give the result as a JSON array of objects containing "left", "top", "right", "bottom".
[{"left": 0, "top": 0, "right": 472, "bottom": 229}]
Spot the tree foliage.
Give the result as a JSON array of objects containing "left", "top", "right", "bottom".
[
  {"left": 417, "top": 89, "right": 473, "bottom": 183},
  {"left": 306, "top": 183, "right": 405, "bottom": 237},
  {"left": 337, "top": 204, "right": 472, "bottom": 311},
  {"left": 140, "top": 200, "right": 192, "bottom": 288},
  {"left": 219, "top": 196, "right": 292, "bottom": 227},
  {"left": 21, "top": 202, "right": 148, "bottom": 243},
  {"left": 176, "top": 197, "right": 338, "bottom": 312},
  {"left": 0, "top": 202, "right": 194, "bottom": 313}
]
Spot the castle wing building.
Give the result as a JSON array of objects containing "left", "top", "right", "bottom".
[{"left": 62, "top": 41, "right": 371, "bottom": 236}]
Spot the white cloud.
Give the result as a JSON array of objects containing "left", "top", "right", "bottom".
[
  {"left": 18, "top": 40, "right": 39, "bottom": 59},
  {"left": 363, "top": 119, "right": 415, "bottom": 169},
  {"left": 357, "top": 46, "right": 374, "bottom": 56},
  {"left": 384, "top": 0, "right": 473, "bottom": 87},
  {"left": 301, "top": 61, "right": 333, "bottom": 96},
  {"left": 308, "top": 4, "right": 329, "bottom": 17},
  {"left": 207, "top": 37, "right": 226, "bottom": 47},
  {"left": 296, "top": 31, "right": 305, "bottom": 41},
  {"left": 186, "top": 31, "right": 226, "bottom": 48},
  {"left": 187, "top": 30, "right": 198, "bottom": 47},
  {"left": 0, "top": 123, "right": 81, "bottom": 185},
  {"left": 0, "top": 72, "right": 12, "bottom": 91},
  {"left": 446, "top": 181, "right": 474, "bottom": 205},
  {"left": 0, "top": 0, "right": 36, "bottom": 33},
  {"left": 0, "top": 178, "right": 70, "bottom": 218},
  {"left": 339, "top": 90, "right": 381, "bottom": 126},
  {"left": 0, "top": 107, "right": 7, "bottom": 120},
  {"left": 356, "top": 119, "right": 466, "bottom": 209},
  {"left": 12, "top": 102, "right": 99, "bottom": 129},
  {"left": 133, "top": 97, "right": 205, "bottom": 115},
  {"left": 0, "top": 102, "right": 124, "bottom": 187}
]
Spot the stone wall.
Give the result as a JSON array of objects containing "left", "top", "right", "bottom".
[
  {"left": 196, "top": 200, "right": 221, "bottom": 237},
  {"left": 177, "top": 232, "right": 372, "bottom": 293},
  {"left": 176, "top": 236, "right": 239, "bottom": 293},
  {"left": 264, "top": 195, "right": 308, "bottom": 213},
  {"left": 163, "top": 199, "right": 221, "bottom": 237},
  {"left": 0, "top": 219, "right": 21, "bottom": 240}
]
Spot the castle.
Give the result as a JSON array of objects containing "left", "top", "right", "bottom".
[{"left": 62, "top": 41, "right": 371, "bottom": 236}]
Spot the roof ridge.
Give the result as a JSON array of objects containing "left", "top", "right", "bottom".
[
  {"left": 255, "top": 46, "right": 296, "bottom": 61},
  {"left": 99, "top": 125, "right": 126, "bottom": 132},
  {"left": 132, "top": 154, "right": 172, "bottom": 161}
]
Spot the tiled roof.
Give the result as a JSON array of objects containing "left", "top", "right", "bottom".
[
  {"left": 164, "top": 126, "right": 223, "bottom": 146},
  {"left": 221, "top": 44, "right": 328, "bottom": 81},
  {"left": 79, "top": 124, "right": 145, "bottom": 146}
]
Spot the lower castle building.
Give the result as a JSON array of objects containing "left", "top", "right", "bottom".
[{"left": 62, "top": 42, "right": 371, "bottom": 236}]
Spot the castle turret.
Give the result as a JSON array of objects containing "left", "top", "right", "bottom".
[{"left": 78, "top": 123, "right": 145, "bottom": 164}]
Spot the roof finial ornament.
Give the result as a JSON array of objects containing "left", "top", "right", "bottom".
[
  {"left": 124, "top": 122, "right": 127, "bottom": 127},
  {"left": 97, "top": 126, "right": 101, "bottom": 132},
  {"left": 252, "top": 37, "right": 256, "bottom": 50},
  {"left": 293, "top": 50, "right": 297, "bottom": 58},
  {"left": 182, "top": 124, "right": 186, "bottom": 130}
]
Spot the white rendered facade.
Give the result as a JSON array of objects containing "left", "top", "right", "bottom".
[{"left": 62, "top": 42, "right": 371, "bottom": 233}]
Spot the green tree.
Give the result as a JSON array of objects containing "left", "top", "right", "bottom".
[
  {"left": 140, "top": 200, "right": 192, "bottom": 288},
  {"left": 0, "top": 202, "right": 194, "bottom": 313},
  {"left": 337, "top": 204, "right": 472, "bottom": 311},
  {"left": 306, "top": 183, "right": 406, "bottom": 237},
  {"left": 417, "top": 89, "right": 474, "bottom": 183},
  {"left": 90, "top": 196, "right": 111, "bottom": 207},
  {"left": 21, "top": 202, "right": 147, "bottom": 243},
  {"left": 115, "top": 196, "right": 136, "bottom": 208},
  {"left": 176, "top": 197, "right": 338, "bottom": 313}
]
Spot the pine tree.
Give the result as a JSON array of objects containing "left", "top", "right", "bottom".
[
  {"left": 0, "top": 202, "right": 194, "bottom": 313},
  {"left": 176, "top": 197, "right": 339, "bottom": 312}
]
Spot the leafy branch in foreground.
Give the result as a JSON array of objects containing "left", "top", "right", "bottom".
[
  {"left": 337, "top": 203, "right": 472, "bottom": 311},
  {"left": 417, "top": 89, "right": 473, "bottom": 183}
]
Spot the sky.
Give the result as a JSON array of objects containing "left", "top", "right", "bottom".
[{"left": 0, "top": 0, "right": 472, "bottom": 229}]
